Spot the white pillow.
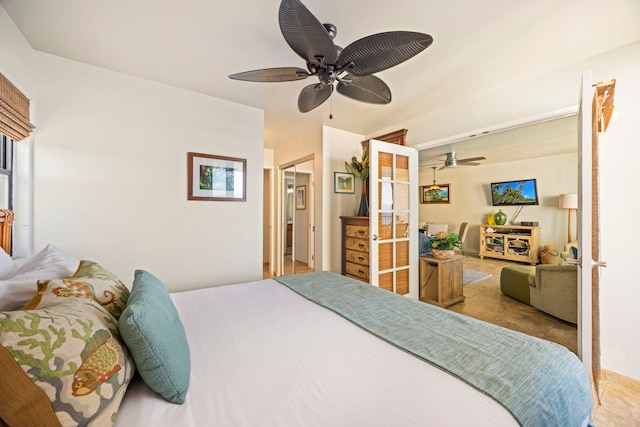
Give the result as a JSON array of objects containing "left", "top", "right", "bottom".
[
  {"left": 0, "top": 244, "right": 79, "bottom": 311},
  {"left": 0, "top": 248, "right": 16, "bottom": 279}
]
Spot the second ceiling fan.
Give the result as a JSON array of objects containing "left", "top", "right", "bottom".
[
  {"left": 439, "top": 152, "right": 486, "bottom": 170},
  {"left": 229, "top": 0, "right": 433, "bottom": 113}
]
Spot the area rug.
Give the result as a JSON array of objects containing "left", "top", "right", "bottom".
[{"left": 463, "top": 270, "right": 492, "bottom": 285}]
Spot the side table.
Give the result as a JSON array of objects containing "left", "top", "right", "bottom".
[{"left": 419, "top": 255, "right": 464, "bottom": 307}]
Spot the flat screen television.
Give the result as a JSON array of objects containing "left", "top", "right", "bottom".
[{"left": 491, "top": 178, "right": 539, "bottom": 206}]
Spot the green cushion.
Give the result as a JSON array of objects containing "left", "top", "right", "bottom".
[
  {"left": 119, "top": 270, "right": 190, "bottom": 404},
  {"left": 500, "top": 265, "right": 535, "bottom": 305}
]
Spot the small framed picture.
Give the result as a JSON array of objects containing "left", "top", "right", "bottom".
[
  {"left": 188, "top": 152, "right": 246, "bottom": 201},
  {"left": 334, "top": 172, "right": 355, "bottom": 193},
  {"left": 420, "top": 184, "right": 451, "bottom": 204},
  {"left": 296, "top": 185, "right": 306, "bottom": 210}
]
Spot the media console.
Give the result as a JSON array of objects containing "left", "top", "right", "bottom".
[{"left": 479, "top": 224, "right": 540, "bottom": 265}]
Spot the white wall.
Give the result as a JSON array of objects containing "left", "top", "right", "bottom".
[
  {"left": 31, "top": 52, "right": 264, "bottom": 292},
  {"left": 0, "top": 5, "right": 34, "bottom": 258},
  {"left": 418, "top": 153, "right": 578, "bottom": 255},
  {"left": 321, "top": 126, "right": 364, "bottom": 273},
  {"left": 589, "top": 41, "right": 640, "bottom": 380}
]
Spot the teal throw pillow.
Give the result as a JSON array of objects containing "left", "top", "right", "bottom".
[{"left": 119, "top": 270, "right": 190, "bottom": 404}]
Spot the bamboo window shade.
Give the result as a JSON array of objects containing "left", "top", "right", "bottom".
[{"left": 0, "top": 74, "right": 35, "bottom": 141}]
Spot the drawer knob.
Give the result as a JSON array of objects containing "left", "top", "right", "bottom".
[
  {"left": 358, "top": 230, "right": 365, "bottom": 235},
  {"left": 358, "top": 256, "right": 365, "bottom": 262},
  {"left": 358, "top": 244, "right": 365, "bottom": 249}
]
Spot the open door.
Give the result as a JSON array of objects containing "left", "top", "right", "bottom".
[
  {"left": 368, "top": 139, "right": 419, "bottom": 299},
  {"left": 577, "top": 70, "right": 594, "bottom": 390},
  {"left": 577, "top": 71, "right": 613, "bottom": 402}
]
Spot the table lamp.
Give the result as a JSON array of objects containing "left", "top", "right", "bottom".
[{"left": 558, "top": 193, "right": 578, "bottom": 242}]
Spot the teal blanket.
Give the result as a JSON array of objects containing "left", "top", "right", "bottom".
[{"left": 275, "top": 271, "right": 592, "bottom": 427}]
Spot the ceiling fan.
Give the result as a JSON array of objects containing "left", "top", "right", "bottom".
[
  {"left": 439, "top": 152, "right": 486, "bottom": 170},
  {"left": 229, "top": 0, "right": 433, "bottom": 114}
]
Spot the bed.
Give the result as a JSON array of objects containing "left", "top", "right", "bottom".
[{"left": 0, "top": 231, "right": 593, "bottom": 426}]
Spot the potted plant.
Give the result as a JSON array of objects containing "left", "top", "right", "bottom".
[
  {"left": 430, "top": 231, "right": 463, "bottom": 258},
  {"left": 345, "top": 148, "right": 369, "bottom": 216}
]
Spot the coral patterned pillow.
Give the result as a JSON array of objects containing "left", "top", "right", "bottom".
[
  {"left": 0, "top": 297, "right": 135, "bottom": 426},
  {"left": 24, "top": 260, "right": 130, "bottom": 320}
]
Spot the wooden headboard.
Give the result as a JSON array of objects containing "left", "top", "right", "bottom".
[{"left": 0, "top": 209, "right": 14, "bottom": 254}]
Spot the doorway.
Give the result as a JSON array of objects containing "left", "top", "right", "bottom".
[
  {"left": 414, "top": 112, "right": 580, "bottom": 354},
  {"left": 279, "top": 157, "right": 315, "bottom": 276},
  {"left": 263, "top": 167, "right": 274, "bottom": 278}
]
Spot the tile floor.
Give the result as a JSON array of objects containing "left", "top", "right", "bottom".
[
  {"left": 264, "top": 255, "right": 640, "bottom": 425},
  {"left": 454, "top": 255, "right": 640, "bottom": 426}
]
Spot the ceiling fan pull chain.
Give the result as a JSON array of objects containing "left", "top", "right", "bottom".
[{"left": 330, "top": 93, "right": 334, "bottom": 119}]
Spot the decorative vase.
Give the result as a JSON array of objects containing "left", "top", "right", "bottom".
[
  {"left": 493, "top": 209, "right": 507, "bottom": 225},
  {"left": 431, "top": 249, "right": 455, "bottom": 259},
  {"left": 356, "top": 180, "right": 369, "bottom": 216}
]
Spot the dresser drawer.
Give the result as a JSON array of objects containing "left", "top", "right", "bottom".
[
  {"left": 345, "top": 249, "right": 369, "bottom": 266},
  {"left": 346, "top": 224, "right": 369, "bottom": 239},
  {"left": 345, "top": 237, "right": 369, "bottom": 252},
  {"left": 345, "top": 262, "right": 369, "bottom": 280}
]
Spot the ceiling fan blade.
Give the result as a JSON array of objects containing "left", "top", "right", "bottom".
[
  {"left": 336, "top": 31, "right": 433, "bottom": 76},
  {"left": 229, "top": 67, "right": 309, "bottom": 82},
  {"left": 337, "top": 73, "right": 391, "bottom": 104},
  {"left": 279, "top": 0, "right": 338, "bottom": 66},
  {"left": 298, "top": 83, "right": 333, "bottom": 113},
  {"left": 458, "top": 156, "right": 486, "bottom": 162},
  {"left": 458, "top": 162, "right": 481, "bottom": 166}
]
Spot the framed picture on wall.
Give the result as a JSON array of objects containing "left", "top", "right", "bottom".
[
  {"left": 296, "top": 185, "right": 306, "bottom": 210},
  {"left": 187, "top": 152, "right": 246, "bottom": 201},
  {"left": 334, "top": 172, "right": 355, "bottom": 193},
  {"left": 420, "top": 184, "right": 451, "bottom": 204}
]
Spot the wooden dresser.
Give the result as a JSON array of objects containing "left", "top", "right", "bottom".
[{"left": 340, "top": 216, "right": 370, "bottom": 283}]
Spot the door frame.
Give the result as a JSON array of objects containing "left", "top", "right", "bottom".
[
  {"left": 277, "top": 154, "right": 315, "bottom": 276},
  {"left": 415, "top": 106, "right": 589, "bottom": 359}
]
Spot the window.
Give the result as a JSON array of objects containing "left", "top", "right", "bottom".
[{"left": 0, "top": 134, "right": 13, "bottom": 210}]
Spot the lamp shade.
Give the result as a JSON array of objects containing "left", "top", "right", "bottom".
[{"left": 558, "top": 193, "right": 578, "bottom": 210}]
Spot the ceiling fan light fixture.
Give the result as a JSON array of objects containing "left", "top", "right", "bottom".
[
  {"left": 228, "top": 0, "right": 432, "bottom": 114},
  {"left": 428, "top": 166, "right": 440, "bottom": 191}
]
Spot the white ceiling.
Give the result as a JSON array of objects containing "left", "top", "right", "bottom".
[{"left": 2, "top": 0, "right": 639, "bottom": 162}]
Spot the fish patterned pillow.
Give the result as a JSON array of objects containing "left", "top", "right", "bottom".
[
  {"left": 0, "top": 297, "right": 135, "bottom": 426},
  {"left": 24, "top": 260, "right": 130, "bottom": 320}
]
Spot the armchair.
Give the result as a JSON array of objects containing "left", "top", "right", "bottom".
[{"left": 528, "top": 265, "right": 577, "bottom": 324}]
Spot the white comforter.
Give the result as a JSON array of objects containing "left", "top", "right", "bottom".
[{"left": 116, "top": 278, "right": 520, "bottom": 426}]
